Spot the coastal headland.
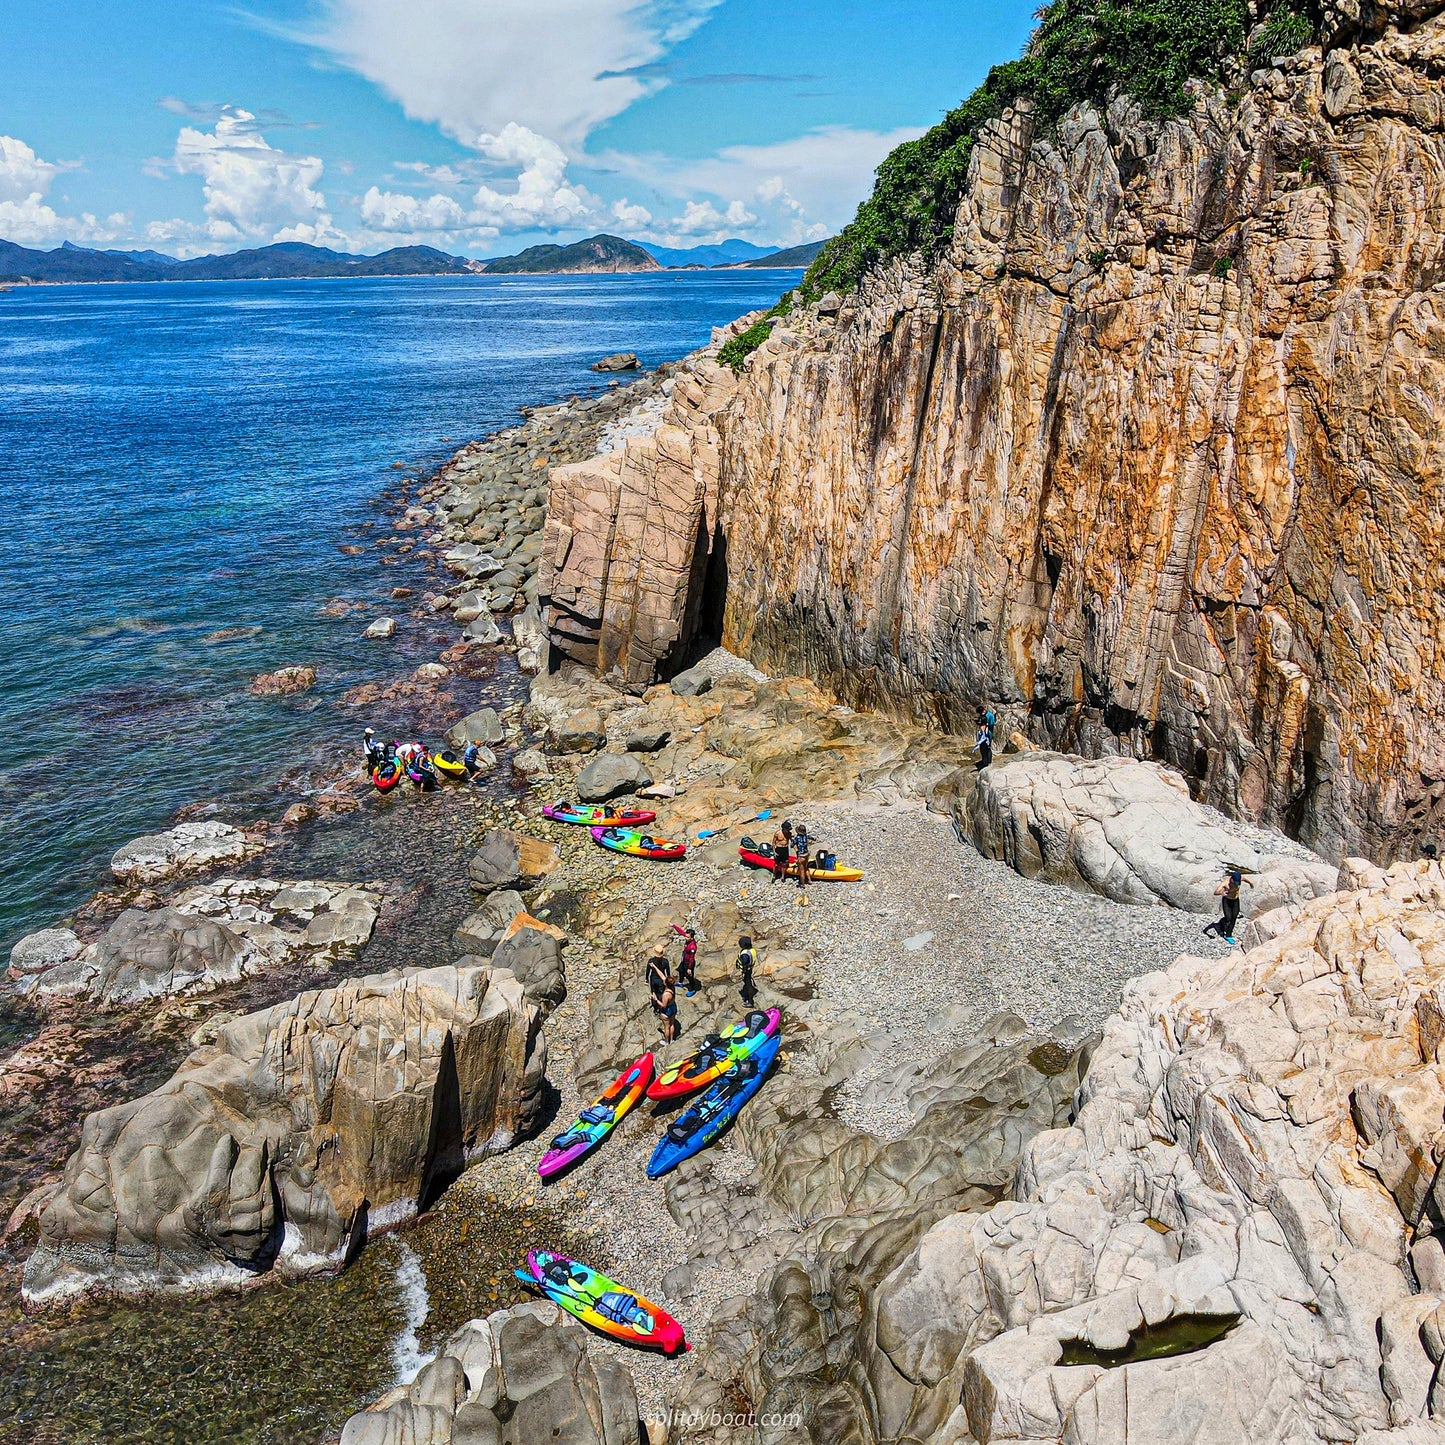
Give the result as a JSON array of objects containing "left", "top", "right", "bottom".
[{"left": 9, "top": 1, "right": 1445, "bottom": 1441}]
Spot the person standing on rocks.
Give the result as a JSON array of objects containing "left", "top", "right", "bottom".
[
  {"left": 647, "top": 946, "right": 677, "bottom": 1044},
  {"left": 974, "top": 712, "right": 994, "bottom": 770},
  {"left": 792, "top": 821, "right": 812, "bottom": 897},
  {"left": 676, "top": 926, "right": 699, "bottom": 997},
  {"left": 1203, "top": 867, "right": 1253, "bottom": 945},
  {"left": 771, "top": 821, "right": 793, "bottom": 882},
  {"left": 737, "top": 936, "right": 758, "bottom": 1007},
  {"left": 364, "top": 728, "right": 386, "bottom": 771}
]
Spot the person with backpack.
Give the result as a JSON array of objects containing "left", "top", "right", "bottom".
[
  {"left": 974, "top": 716, "right": 993, "bottom": 770},
  {"left": 737, "top": 936, "right": 758, "bottom": 1007},
  {"left": 792, "top": 820, "right": 812, "bottom": 895}
]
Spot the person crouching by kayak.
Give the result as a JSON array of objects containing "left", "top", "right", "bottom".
[
  {"left": 770, "top": 822, "right": 793, "bottom": 882},
  {"left": 738, "top": 936, "right": 758, "bottom": 1008},
  {"left": 364, "top": 727, "right": 386, "bottom": 771},
  {"left": 647, "top": 946, "right": 677, "bottom": 1044}
]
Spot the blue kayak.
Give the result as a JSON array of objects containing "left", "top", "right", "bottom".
[{"left": 646, "top": 1032, "right": 781, "bottom": 1178}]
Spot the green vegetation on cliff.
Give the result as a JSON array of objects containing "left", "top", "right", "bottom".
[{"left": 803, "top": 0, "right": 1316, "bottom": 299}]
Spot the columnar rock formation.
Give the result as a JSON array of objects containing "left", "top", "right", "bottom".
[
  {"left": 22, "top": 963, "right": 546, "bottom": 1305},
  {"left": 542, "top": 16, "right": 1445, "bottom": 863}
]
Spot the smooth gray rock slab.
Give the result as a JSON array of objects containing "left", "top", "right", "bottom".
[
  {"left": 575, "top": 753, "right": 653, "bottom": 803},
  {"left": 447, "top": 707, "right": 504, "bottom": 748}
]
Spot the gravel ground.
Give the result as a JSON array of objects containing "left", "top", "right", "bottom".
[{"left": 444, "top": 774, "right": 1234, "bottom": 1422}]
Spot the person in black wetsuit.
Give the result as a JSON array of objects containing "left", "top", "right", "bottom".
[
  {"left": 737, "top": 935, "right": 758, "bottom": 1007},
  {"left": 646, "top": 947, "right": 677, "bottom": 1043}
]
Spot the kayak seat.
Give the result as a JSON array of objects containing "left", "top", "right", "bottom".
[
  {"left": 579, "top": 1104, "right": 616, "bottom": 1126},
  {"left": 667, "top": 1119, "right": 697, "bottom": 1144}
]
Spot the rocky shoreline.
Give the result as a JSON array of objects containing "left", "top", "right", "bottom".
[{"left": 6, "top": 301, "right": 1445, "bottom": 1445}]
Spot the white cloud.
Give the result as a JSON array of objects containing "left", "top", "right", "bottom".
[
  {"left": 359, "top": 185, "right": 472, "bottom": 234},
  {"left": 0, "top": 135, "right": 124, "bottom": 246},
  {"left": 171, "top": 107, "right": 339, "bottom": 244},
  {"left": 664, "top": 198, "right": 758, "bottom": 241},
  {"left": 301, "top": 0, "right": 724, "bottom": 150},
  {"left": 468, "top": 123, "right": 597, "bottom": 231},
  {"left": 611, "top": 197, "right": 652, "bottom": 230},
  {"left": 606, "top": 125, "right": 922, "bottom": 247}
]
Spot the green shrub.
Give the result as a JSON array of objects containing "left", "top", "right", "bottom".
[
  {"left": 719, "top": 319, "right": 777, "bottom": 373},
  {"left": 804, "top": 0, "right": 1300, "bottom": 300},
  {"left": 1211, "top": 253, "right": 1234, "bottom": 277},
  {"left": 1248, "top": 8, "right": 1315, "bottom": 68}
]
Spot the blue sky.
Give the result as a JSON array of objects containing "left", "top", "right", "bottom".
[{"left": 1, "top": 1, "right": 1034, "bottom": 257}]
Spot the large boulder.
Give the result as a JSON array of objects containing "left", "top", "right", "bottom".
[
  {"left": 574, "top": 753, "right": 653, "bottom": 803},
  {"left": 486, "top": 913, "right": 567, "bottom": 1012},
  {"left": 468, "top": 829, "right": 560, "bottom": 893},
  {"left": 23, "top": 962, "right": 546, "bottom": 1305},
  {"left": 956, "top": 753, "right": 1337, "bottom": 912},
  {"left": 340, "top": 1301, "right": 641, "bottom": 1445},
  {"left": 249, "top": 665, "right": 316, "bottom": 697},
  {"left": 446, "top": 707, "right": 505, "bottom": 749},
  {"left": 550, "top": 707, "right": 605, "bottom": 754},
  {"left": 110, "top": 820, "right": 255, "bottom": 885},
  {"left": 453, "top": 890, "right": 526, "bottom": 956}
]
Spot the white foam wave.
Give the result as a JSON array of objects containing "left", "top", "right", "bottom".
[{"left": 389, "top": 1240, "right": 436, "bottom": 1386}]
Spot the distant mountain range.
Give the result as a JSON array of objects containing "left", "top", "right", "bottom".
[
  {"left": 0, "top": 232, "right": 828, "bottom": 285},
  {"left": 0, "top": 239, "right": 479, "bottom": 284},
  {"left": 637, "top": 239, "right": 775, "bottom": 268},
  {"left": 731, "top": 240, "right": 827, "bottom": 268}
]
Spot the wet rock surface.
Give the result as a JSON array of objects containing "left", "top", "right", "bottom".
[{"left": 340, "top": 1300, "right": 642, "bottom": 1445}]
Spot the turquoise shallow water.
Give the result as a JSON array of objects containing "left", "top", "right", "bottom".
[{"left": 0, "top": 270, "right": 797, "bottom": 950}]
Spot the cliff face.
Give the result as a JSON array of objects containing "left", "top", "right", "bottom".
[{"left": 543, "top": 17, "right": 1445, "bottom": 863}]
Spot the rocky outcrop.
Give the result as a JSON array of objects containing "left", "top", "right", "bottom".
[
  {"left": 957, "top": 751, "right": 1338, "bottom": 911},
  {"left": 22, "top": 962, "right": 545, "bottom": 1304},
  {"left": 467, "top": 830, "right": 560, "bottom": 894},
  {"left": 543, "top": 19, "right": 1445, "bottom": 863},
  {"left": 110, "top": 820, "right": 257, "bottom": 884},
  {"left": 9, "top": 879, "right": 381, "bottom": 1003},
  {"left": 669, "top": 860, "right": 1445, "bottom": 1443},
  {"left": 540, "top": 358, "right": 740, "bottom": 687},
  {"left": 249, "top": 665, "right": 316, "bottom": 697},
  {"left": 339, "top": 1301, "right": 642, "bottom": 1445}
]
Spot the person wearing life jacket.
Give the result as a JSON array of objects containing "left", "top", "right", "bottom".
[{"left": 737, "top": 935, "right": 758, "bottom": 1007}]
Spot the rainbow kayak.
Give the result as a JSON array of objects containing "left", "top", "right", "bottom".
[
  {"left": 538, "top": 1053, "right": 654, "bottom": 1181},
  {"left": 590, "top": 826, "right": 686, "bottom": 861},
  {"left": 647, "top": 1008, "right": 780, "bottom": 1101},
  {"left": 545, "top": 803, "right": 658, "bottom": 827},
  {"left": 516, "top": 1250, "right": 686, "bottom": 1353}
]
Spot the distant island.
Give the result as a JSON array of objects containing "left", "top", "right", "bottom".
[
  {"left": 481, "top": 234, "right": 660, "bottom": 275},
  {"left": 0, "top": 233, "right": 830, "bottom": 285}
]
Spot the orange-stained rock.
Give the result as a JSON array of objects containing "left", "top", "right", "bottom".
[{"left": 545, "top": 29, "right": 1445, "bottom": 862}]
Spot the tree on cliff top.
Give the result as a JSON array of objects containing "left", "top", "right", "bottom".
[{"left": 803, "top": 0, "right": 1317, "bottom": 299}]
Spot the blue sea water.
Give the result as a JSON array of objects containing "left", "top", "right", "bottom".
[{"left": 0, "top": 270, "right": 797, "bottom": 950}]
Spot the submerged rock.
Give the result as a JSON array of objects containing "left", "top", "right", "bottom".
[
  {"left": 248, "top": 665, "right": 316, "bottom": 697},
  {"left": 23, "top": 962, "right": 546, "bottom": 1306},
  {"left": 340, "top": 1301, "right": 641, "bottom": 1445}
]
